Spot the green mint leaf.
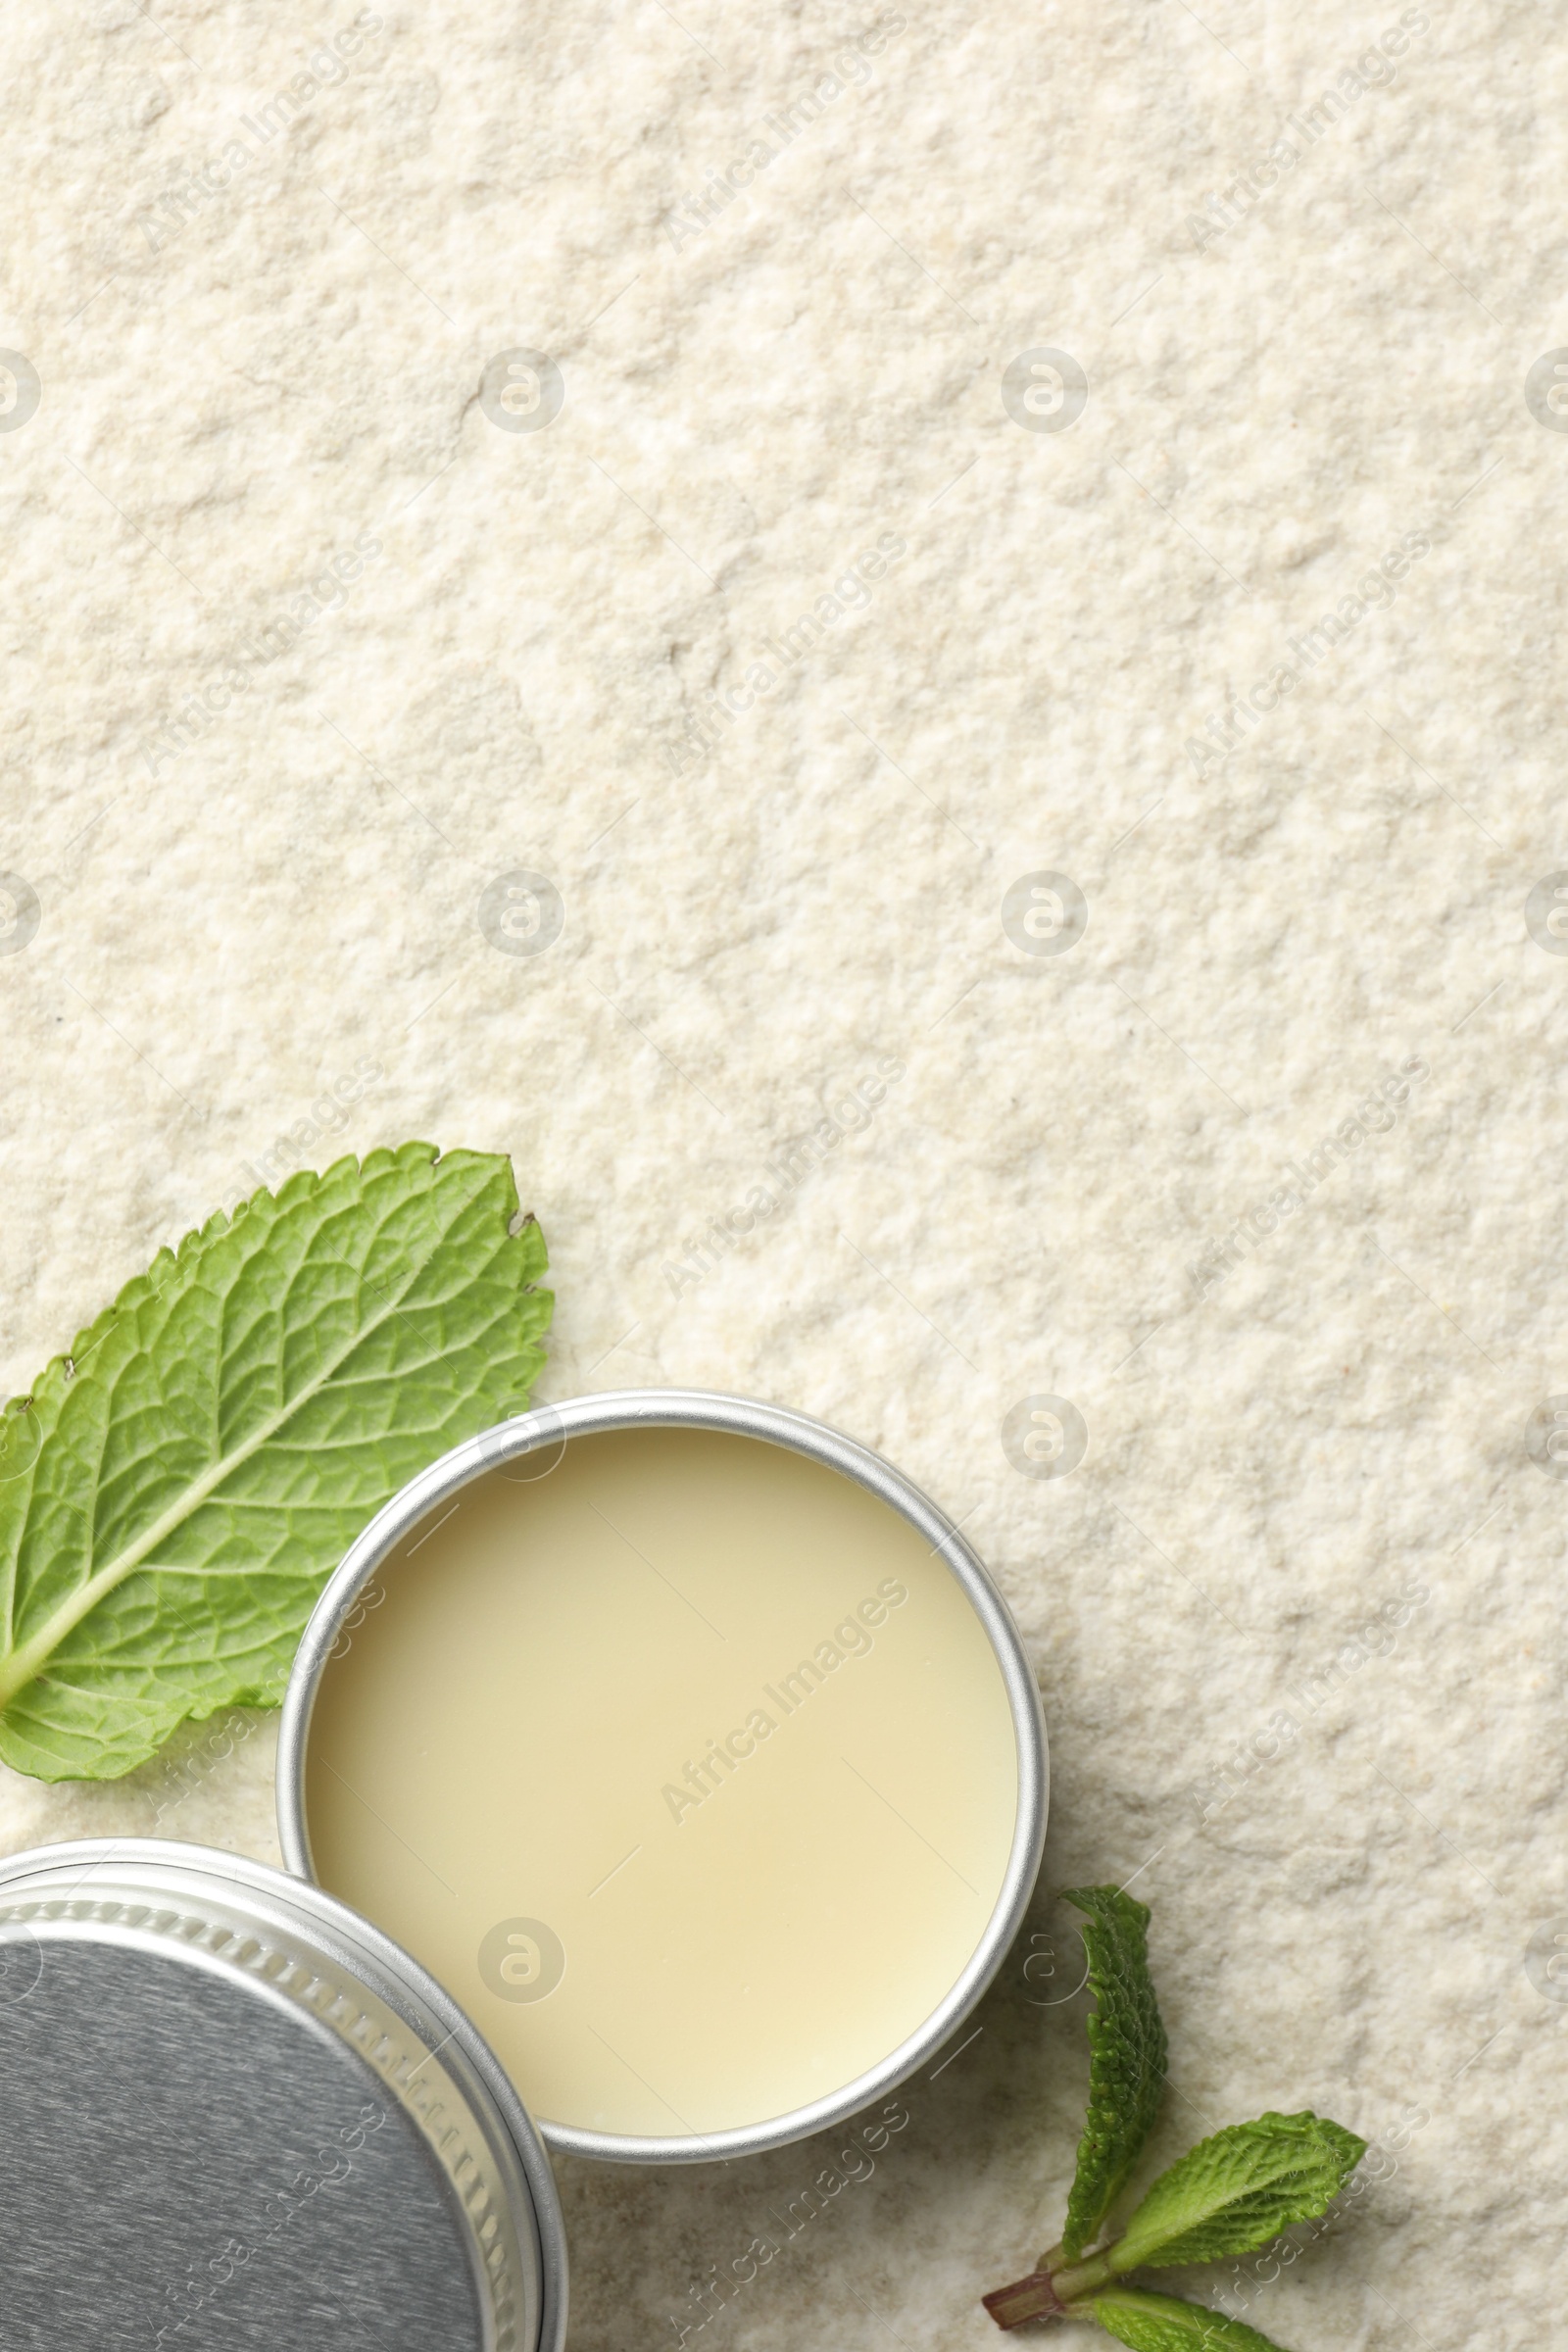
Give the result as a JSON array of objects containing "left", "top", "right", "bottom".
[
  {"left": 1089, "top": 2286, "right": 1296, "bottom": 2352},
  {"left": 0, "top": 1145, "right": 551, "bottom": 1783},
  {"left": 1108, "top": 2111, "right": 1365, "bottom": 2274},
  {"left": 1059, "top": 1886, "right": 1169, "bottom": 2258}
]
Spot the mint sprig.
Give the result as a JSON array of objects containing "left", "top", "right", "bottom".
[
  {"left": 983, "top": 1889, "right": 1365, "bottom": 2352},
  {"left": 0, "top": 1146, "right": 552, "bottom": 1782}
]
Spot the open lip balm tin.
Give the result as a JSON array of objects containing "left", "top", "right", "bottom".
[
  {"left": 0, "top": 1838, "right": 566, "bottom": 2352},
  {"left": 279, "top": 1389, "right": 1049, "bottom": 2164}
]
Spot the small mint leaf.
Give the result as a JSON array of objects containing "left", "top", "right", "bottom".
[
  {"left": 1109, "top": 2111, "right": 1365, "bottom": 2274},
  {"left": 1090, "top": 2286, "right": 1296, "bottom": 2351},
  {"left": 0, "top": 1146, "right": 552, "bottom": 1781},
  {"left": 1059, "top": 1886, "right": 1169, "bottom": 2258}
]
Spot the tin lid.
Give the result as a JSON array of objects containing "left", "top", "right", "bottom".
[{"left": 0, "top": 1839, "right": 567, "bottom": 2352}]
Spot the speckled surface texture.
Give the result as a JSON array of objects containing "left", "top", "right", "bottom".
[{"left": 2, "top": 0, "right": 1563, "bottom": 2345}]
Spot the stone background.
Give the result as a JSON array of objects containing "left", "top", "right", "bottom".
[{"left": 2, "top": 0, "right": 1564, "bottom": 2346}]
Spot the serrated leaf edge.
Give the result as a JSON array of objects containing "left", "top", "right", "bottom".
[
  {"left": 1058, "top": 1883, "right": 1168, "bottom": 2260},
  {"left": 0, "top": 1145, "right": 537, "bottom": 1713},
  {"left": 1109, "top": 2111, "right": 1367, "bottom": 2276}
]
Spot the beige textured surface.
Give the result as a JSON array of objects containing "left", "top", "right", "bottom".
[{"left": 2, "top": 0, "right": 1564, "bottom": 2345}]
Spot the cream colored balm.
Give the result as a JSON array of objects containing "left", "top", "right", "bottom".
[{"left": 305, "top": 1428, "right": 1019, "bottom": 2142}]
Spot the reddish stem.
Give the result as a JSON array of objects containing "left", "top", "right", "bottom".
[{"left": 981, "top": 2271, "right": 1067, "bottom": 2328}]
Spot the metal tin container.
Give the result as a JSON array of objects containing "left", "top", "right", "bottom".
[
  {"left": 278, "top": 1389, "right": 1049, "bottom": 2165},
  {"left": 0, "top": 1838, "right": 566, "bottom": 2352}
]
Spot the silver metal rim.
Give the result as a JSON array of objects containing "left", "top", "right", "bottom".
[
  {"left": 278, "top": 1388, "right": 1050, "bottom": 2165},
  {"left": 0, "top": 1838, "right": 568, "bottom": 2352}
]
